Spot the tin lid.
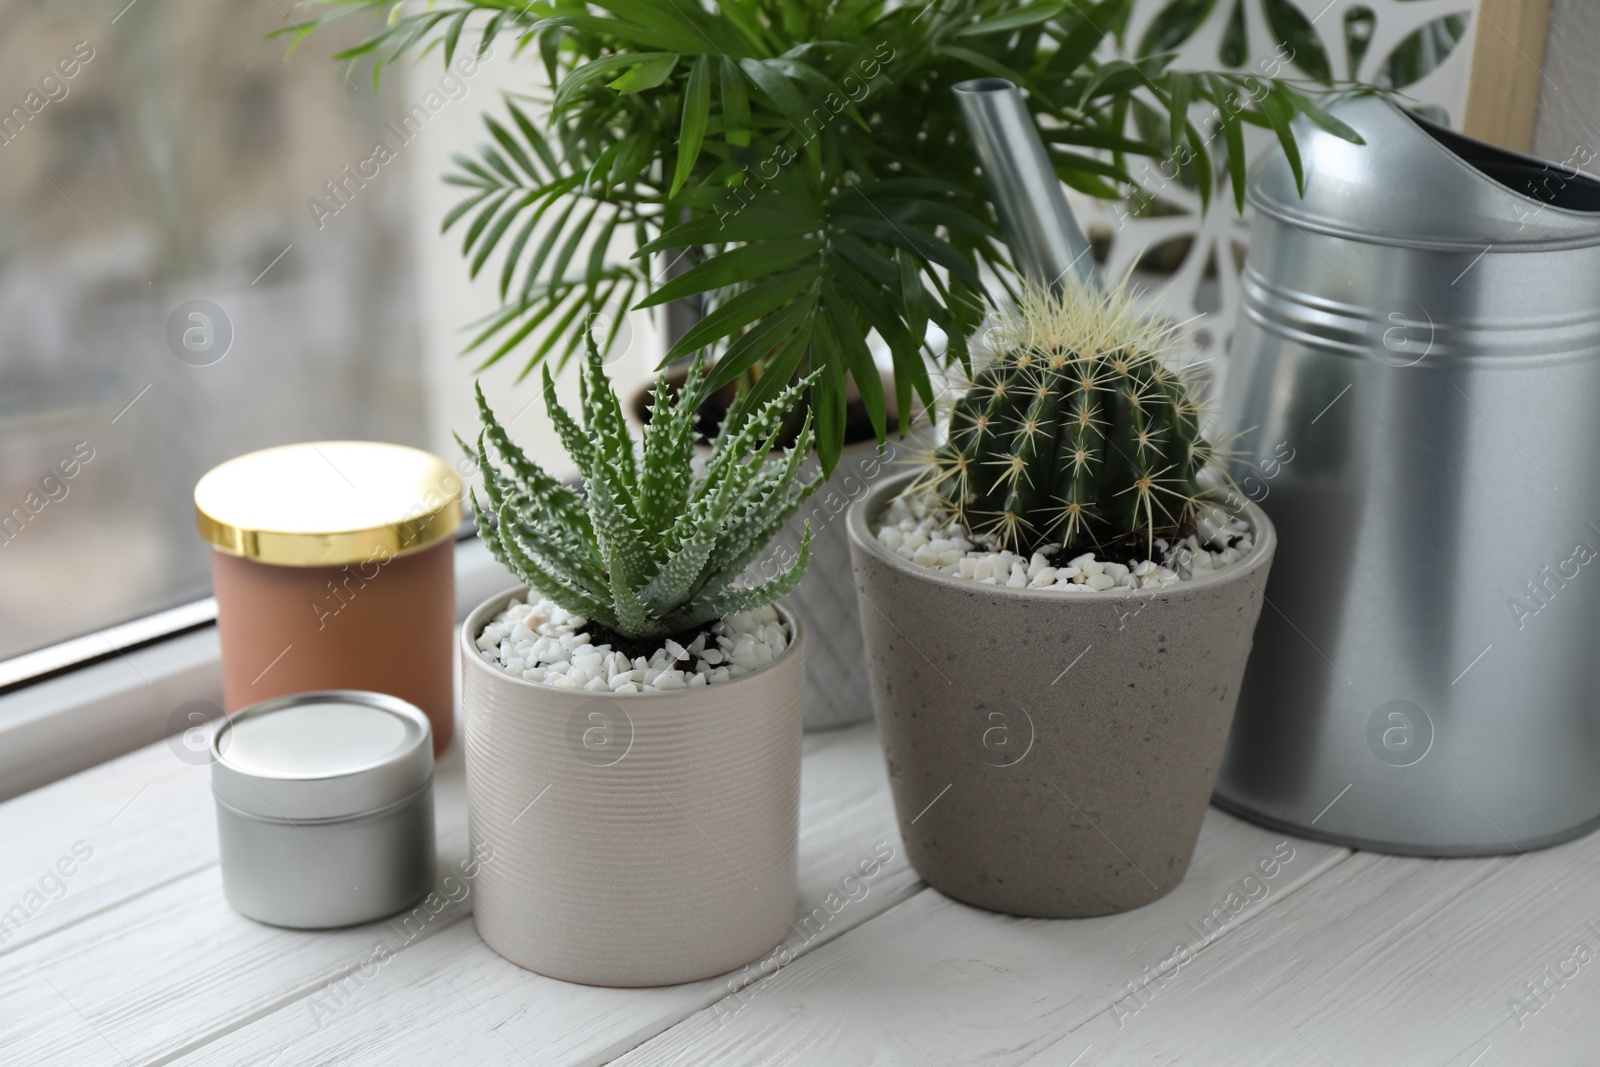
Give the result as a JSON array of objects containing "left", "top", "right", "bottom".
[
  {"left": 210, "top": 690, "right": 434, "bottom": 821},
  {"left": 1248, "top": 95, "right": 1600, "bottom": 251},
  {"left": 195, "top": 441, "right": 462, "bottom": 567}
]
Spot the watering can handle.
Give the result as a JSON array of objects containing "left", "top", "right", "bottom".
[{"left": 954, "top": 78, "right": 1102, "bottom": 293}]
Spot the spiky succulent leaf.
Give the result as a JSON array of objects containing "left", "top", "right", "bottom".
[
  {"left": 472, "top": 383, "right": 589, "bottom": 533},
  {"left": 495, "top": 502, "right": 616, "bottom": 626},
  {"left": 693, "top": 417, "right": 823, "bottom": 596},
  {"left": 466, "top": 485, "right": 514, "bottom": 576},
  {"left": 498, "top": 495, "right": 609, "bottom": 597},
  {"left": 582, "top": 455, "right": 654, "bottom": 602},
  {"left": 462, "top": 428, "right": 609, "bottom": 593},
  {"left": 580, "top": 331, "right": 640, "bottom": 506},
  {"left": 637, "top": 351, "right": 703, "bottom": 540},
  {"left": 692, "top": 471, "right": 823, "bottom": 603},
  {"left": 664, "top": 525, "right": 812, "bottom": 633},
  {"left": 703, "top": 371, "right": 820, "bottom": 493},
  {"left": 540, "top": 364, "right": 594, "bottom": 476},
  {"left": 637, "top": 509, "right": 721, "bottom": 615},
  {"left": 467, "top": 353, "right": 819, "bottom": 640}
]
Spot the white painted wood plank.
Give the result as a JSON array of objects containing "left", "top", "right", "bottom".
[
  {"left": 0, "top": 724, "right": 916, "bottom": 1067},
  {"left": 612, "top": 811, "right": 1349, "bottom": 1067},
  {"left": 174, "top": 724, "right": 919, "bottom": 1067},
  {"left": 0, "top": 729, "right": 470, "bottom": 959},
  {"left": 1048, "top": 833, "right": 1600, "bottom": 1066},
  {"left": 0, "top": 737, "right": 214, "bottom": 956},
  {"left": 0, "top": 743, "right": 474, "bottom": 1067}
]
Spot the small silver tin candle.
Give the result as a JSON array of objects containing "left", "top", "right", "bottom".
[{"left": 210, "top": 690, "right": 436, "bottom": 928}]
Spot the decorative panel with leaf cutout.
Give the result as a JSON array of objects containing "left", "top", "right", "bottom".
[{"left": 1069, "top": 0, "right": 1476, "bottom": 376}]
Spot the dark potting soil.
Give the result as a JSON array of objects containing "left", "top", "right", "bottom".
[{"left": 576, "top": 619, "right": 720, "bottom": 663}]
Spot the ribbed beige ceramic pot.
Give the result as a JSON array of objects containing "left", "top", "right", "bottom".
[
  {"left": 460, "top": 589, "right": 804, "bottom": 986},
  {"left": 847, "top": 473, "right": 1275, "bottom": 918}
]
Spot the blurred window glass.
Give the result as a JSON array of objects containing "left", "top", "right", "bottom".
[{"left": 0, "top": 0, "right": 425, "bottom": 664}]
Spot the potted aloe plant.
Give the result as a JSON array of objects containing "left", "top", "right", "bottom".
[
  {"left": 846, "top": 279, "right": 1276, "bottom": 918},
  {"left": 631, "top": 368, "right": 926, "bottom": 730},
  {"left": 459, "top": 336, "right": 819, "bottom": 986}
]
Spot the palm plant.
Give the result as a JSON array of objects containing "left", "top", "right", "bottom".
[
  {"left": 465, "top": 334, "right": 821, "bottom": 640},
  {"left": 291, "top": 0, "right": 1358, "bottom": 467}
]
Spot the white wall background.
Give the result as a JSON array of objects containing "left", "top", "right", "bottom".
[
  {"left": 1532, "top": 0, "right": 1600, "bottom": 165},
  {"left": 402, "top": 50, "right": 660, "bottom": 481}
]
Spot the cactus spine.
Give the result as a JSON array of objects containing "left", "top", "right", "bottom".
[{"left": 918, "top": 281, "right": 1220, "bottom": 556}]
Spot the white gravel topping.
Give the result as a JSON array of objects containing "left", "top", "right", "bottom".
[
  {"left": 874, "top": 493, "right": 1254, "bottom": 592},
  {"left": 476, "top": 598, "right": 790, "bottom": 690}
]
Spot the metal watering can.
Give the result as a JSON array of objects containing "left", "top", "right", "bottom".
[
  {"left": 955, "top": 80, "right": 1600, "bottom": 854},
  {"left": 1215, "top": 96, "right": 1600, "bottom": 854}
]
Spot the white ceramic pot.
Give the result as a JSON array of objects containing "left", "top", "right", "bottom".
[{"left": 460, "top": 589, "right": 804, "bottom": 986}]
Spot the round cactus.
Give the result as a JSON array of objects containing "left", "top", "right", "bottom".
[{"left": 916, "top": 281, "right": 1223, "bottom": 557}]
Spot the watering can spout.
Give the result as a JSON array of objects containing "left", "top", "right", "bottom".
[{"left": 954, "top": 78, "right": 1101, "bottom": 292}]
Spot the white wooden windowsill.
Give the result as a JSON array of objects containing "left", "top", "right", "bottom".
[
  {"left": 0, "top": 537, "right": 518, "bottom": 803},
  {"left": 2, "top": 698, "right": 1597, "bottom": 1062}
]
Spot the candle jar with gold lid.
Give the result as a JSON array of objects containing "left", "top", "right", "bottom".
[{"left": 195, "top": 441, "right": 462, "bottom": 753}]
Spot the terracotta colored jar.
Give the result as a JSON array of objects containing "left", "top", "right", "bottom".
[{"left": 195, "top": 442, "right": 462, "bottom": 754}]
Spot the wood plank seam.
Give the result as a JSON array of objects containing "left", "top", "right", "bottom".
[
  {"left": 613, "top": 842, "right": 1355, "bottom": 1065},
  {"left": 1014, "top": 846, "right": 1358, "bottom": 1064},
  {"left": 1389, "top": 858, "right": 1556, "bottom": 1067},
  {"left": 141, "top": 895, "right": 478, "bottom": 1067},
  {"left": 1028, "top": 850, "right": 1518, "bottom": 1065},
  {"left": 602, "top": 878, "right": 932, "bottom": 1066},
  {"left": 0, "top": 859, "right": 215, "bottom": 961}
]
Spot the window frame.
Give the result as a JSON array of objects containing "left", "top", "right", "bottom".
[{"left": 0, "top": 535, "right": 512, "bottom": 801}]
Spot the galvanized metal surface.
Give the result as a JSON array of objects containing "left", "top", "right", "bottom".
[
  {"left": 954, "top": 78, "right": 1101, "bottom": 292},
  {"left": 1215, "top": 95, "right": 1600, "bottom": 854},
  {"left": 210, "top": 690, "right": 436, "bottom": 927}
]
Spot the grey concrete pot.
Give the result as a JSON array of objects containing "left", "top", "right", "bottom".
[
  {"left": 846, "top": 473, "right": 1276, "bottom": 918},
  {"left": 461, "top": 588, "right": 804, "bottom": 985}
]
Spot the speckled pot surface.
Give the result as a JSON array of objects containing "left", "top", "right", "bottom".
[
  {"left": 847, "top": 473, "right": 1276, "bottom": 917},
  {"left": 460, "top": 589, "right": 803, "bottom": 986}
]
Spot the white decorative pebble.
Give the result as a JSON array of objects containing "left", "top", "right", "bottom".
[
  {"left": 478, "top": 596, "right": 793, "bottom": 689},
  {"left": 874, "top": 492, "right": 1253, "bottom": 593}
]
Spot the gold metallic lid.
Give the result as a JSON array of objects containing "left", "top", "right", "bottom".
[{"left": 195, "top": 442, "right": 462, "bottom": 567}]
